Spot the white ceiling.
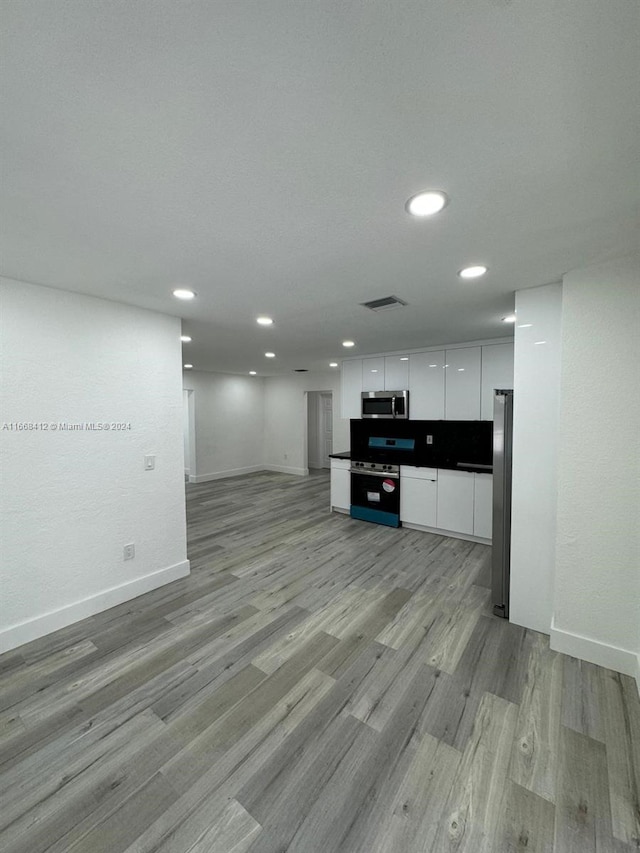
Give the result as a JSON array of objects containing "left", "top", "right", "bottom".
[{"left": 2, "top": 1, "right": 638, "bottom": 375}]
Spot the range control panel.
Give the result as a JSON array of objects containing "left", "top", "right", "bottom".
[{"left": 351, "top": 461, "right": 399, "bottom": 474}]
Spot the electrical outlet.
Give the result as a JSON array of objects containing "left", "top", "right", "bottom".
[
  {"left": 123, "top": 543, "right": 135, "bottom": 561},
  {"left": 144, "top": 455, "right": 155, "bottom": 470},
  {"left": 426, "top": 435, "right": 433, "bottom": 445}
]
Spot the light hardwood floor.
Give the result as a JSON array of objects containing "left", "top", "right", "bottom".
[{"left": 1, "top": 470, "right": 639, "bottom": 852}]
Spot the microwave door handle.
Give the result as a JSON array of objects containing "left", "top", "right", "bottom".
[{"left": 391, "top": 395, "right": 396, "bottom": 417}]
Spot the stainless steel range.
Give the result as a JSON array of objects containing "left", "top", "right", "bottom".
[{"left": 349, "top": 460, "right": 401, "bottom": 528}]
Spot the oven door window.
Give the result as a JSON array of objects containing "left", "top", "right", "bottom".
[{"left": 351, "top": 473, "right": 399, "bottom": 513}]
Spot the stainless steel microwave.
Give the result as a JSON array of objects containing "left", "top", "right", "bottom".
[{"left": 361, "top": 390, "right": 409, "bottom": 419}]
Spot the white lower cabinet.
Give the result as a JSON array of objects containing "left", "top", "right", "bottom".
[
  {"left": 330, "top": 458, "right": 351, "bottom": 511},
  {"left": 399, "top": 467, "right": 437, "bottom": 527},
  {"left": 473, "top": 472, "right": 493, "bottom": 539},
  {"left": 332, "top": 459, "right": 492, "bottom": 541},
  {"left": 436, "top": 469, "right": 475, "bottom": 535}
]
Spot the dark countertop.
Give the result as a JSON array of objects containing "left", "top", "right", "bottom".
[
  {"left": 452, "top": 464, "right": 493, "bottom": 474},
  {"left": 329, "top": 451, "right": 492, "bottom": 474}
]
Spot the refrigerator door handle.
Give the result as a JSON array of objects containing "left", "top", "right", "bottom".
[{"left": 491, "top": 389, "right": 513, "bottom": 619}]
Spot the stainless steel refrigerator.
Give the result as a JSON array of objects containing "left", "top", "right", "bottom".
[{"left": 491, "top": 389, "right": 514, "bottom": 618}]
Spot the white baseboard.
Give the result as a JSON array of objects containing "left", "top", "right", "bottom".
[
  {"left": 0, "top": 559, "right": 190, "bottom": 654},
  {"left": 263, "top": 464, "right": 309, "bottom": 476},
  {"left": 550, "top": 617, "right": 639, "bottom": 683},
  {"left": 401, "top": 522, "right": 490, "bottom": 545},
  {"left": 191, "top": 465, "right": 264, "bottom": 483}
]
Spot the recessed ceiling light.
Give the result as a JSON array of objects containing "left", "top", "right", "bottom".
[
  {"left": 459, "top": 265, "right": 488, "bottom": 279},
  {"left": 265, "top": 352, "right": 275, "bottom": 358},
  {"left": 517, "top": 323, "right": 532, "bottom": 328},
  {"left": 329, "top": 362, "right": 338, "bottom": 367},
  {"left": 249, "top": 370, "right": 257, "bottom": 375},
  {"left": 405, "top": 191, "right": 448, "bottom": 217},
  {"left": 502, "top": 314, "right": 517, "bottom": 323},
  {"left": 458, "top": 368, "right": 465, "bottom": 372},
  {"left": 173, "top": 288, "right": 196, "bottom": 300},
  {"left": 534, "top": 340, "right": 547, "bottom": 345},
  {"left": 400, "top": 357, "right": 409, "bottom": 361},
  {"left": 180, "top": 335, "right": 192, "bottom": 342},
  {"left": 256, "top": 316, "right": 273, "bottom": 326},
  {"left": 184, "top": 364, "right": 193, "bottom": 369},
  {"left": 429, "top": 364, "right": 437, "bottom": 368},
  {"left": 371, "top": 369, "right": 378, "bottom": 373},
  {"left": 342, "top": 340, "right": 355, "bottom": 348}
]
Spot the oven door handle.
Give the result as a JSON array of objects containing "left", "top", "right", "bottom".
[{"left": 350, "top": 469, "right": 399, "bottom": 480}]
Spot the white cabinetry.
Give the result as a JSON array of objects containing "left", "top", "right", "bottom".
[
  {"left": 341, "top": 341, "right": 512, "bottom": 422},
  {"left": 384, "top": 356, "right": 409, "bottom": 390},
  {"left": 437, "top": 469, "right": 475, "bottom": 534},
  {"left": 444, "top": 347, "right": 481, "bottom": 420},
  {"left": 330, "top": 458, "right": 351, "bottom": 511},
  {"left": 409, "top": 351, "right": 445, "bottom": 419},
  {"left": 341, "top": 360, "right": 362, "bottom": 419},
  {"left": 473, "top": 473, "right": 493, "bottom": 538},
  {"left": 481, "top": 343, "right": 514, "bottom": 419},
  {"left": 399, "top": 467, "right": 437, "bottom": 527},
  {"left": 362, "top": 357, "right": 385, "bottom": 391}
]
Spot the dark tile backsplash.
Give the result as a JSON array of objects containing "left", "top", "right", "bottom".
[{"left": 350, "top": 419, "right": 492, "bottom": 468}]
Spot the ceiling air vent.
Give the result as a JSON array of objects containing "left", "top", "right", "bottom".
[{"left": 361, "top": 295, "right": 408, "bottom": 312}]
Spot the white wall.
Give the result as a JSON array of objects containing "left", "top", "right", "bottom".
[
  {"left": 182, "top": 370, "right": 265, "bottom": 481},
  {"left": 264, "top": 371, "right": 347, "bottom": 475},
  {"left": 0, "top": 278, "right": 189, "bottom": 653},
  {"left": 552, "top": 255, "right": 640, "bottom": 681},
  {"left": 510, "top": 282, "right": 563, "bottom": 634}
]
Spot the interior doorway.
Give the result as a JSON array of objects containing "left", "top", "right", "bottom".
[
  {"left": 307, "top": 391, "right": 333, "bottom": 470},
  {"left": 182, "top": 389, "right": 195, "bottom": 480}
]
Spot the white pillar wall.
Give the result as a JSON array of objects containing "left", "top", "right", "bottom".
[
  {"left": 509, "top": 283, "right": 563, "bottom": 634},
  {"left": 552, "top": 255, "right": 640, "bottom": 681}
]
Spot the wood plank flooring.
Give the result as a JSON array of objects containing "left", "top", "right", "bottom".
[{"left": 1, "top": 469, "right": 639, "bottom": 852}]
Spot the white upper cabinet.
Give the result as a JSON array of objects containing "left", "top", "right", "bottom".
[
  {"left": 341, "top": 340, "right": 511, "bottom": 422},
  {"left": 480, "top": 343, "right": 514, "bottom": 420},
  {"left": 384, "top": 355, "right": 409, "bottom": 390},
  {"left": 341, "top": 359, "right": 363, "bottom": 419},
  {"left": 409, "top": 351, "right": 445, "bottom": 419},
  {"left": 362, "top": 357, "right": 385, "bottom": 391},
  {"left": 444, "top": 347, "right": 481, "bottom": 420}
]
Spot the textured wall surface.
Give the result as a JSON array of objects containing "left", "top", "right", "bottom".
[
  {"left": 182, "top": 370, "right": 266, "bottom": 480},
  {"left": 0, "top": 278, "right": 188, "bottom": 651},
  {"left": 510, "top": 283, "right": 563, "bottom": 634},
  {"left": 554, "top": 255, "right": 640, "bottom": 676},
  {"left": 263, "top": 371, "right": 348, "bottom": 475}
]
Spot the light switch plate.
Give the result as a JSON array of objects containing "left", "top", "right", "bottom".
[{"left": 144, "top": 455, "right": 155, "bottom": 470}]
